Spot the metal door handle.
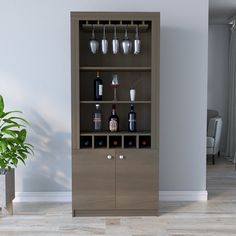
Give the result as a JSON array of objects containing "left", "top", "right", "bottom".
[
  {"left": 119, "top": 155, "right": 124, "bottom": 160},
  {"left": 107, "top": 155, "right": 113, "bottom": 160}
]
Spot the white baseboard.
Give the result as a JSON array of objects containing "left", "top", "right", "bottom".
[
  {"left": 14, "top": 192, "right": 72, "bottom": 202},
  {"left": 14, "top": 191, "right": 207, "bottom": 203},
  {"left": 159, "top": 191, "right": 208, "bottom": 201}
]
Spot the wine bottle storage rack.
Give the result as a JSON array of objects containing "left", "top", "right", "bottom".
[
  {"left": 124, "top": 136, "right": 136, "bottom": 148},
  {"left": 80, "top": 136, "right": 92, "bottom": 149},
  {"left": 94, "top": 135, "right": 107, "bottom": 148},
  {"left": 80, "top": 134, "right": 151, "bottom": 149}
]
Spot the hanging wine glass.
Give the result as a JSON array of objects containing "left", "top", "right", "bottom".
[
  {"left": 112, "top": 25, "right": 119, "bottom": 54},
  {"left": 121, "top": 26, "right": 132, "bottom": 54},
  {"left": 89, "top": 25, "right": 99, "bottom": 54},
  {"left": 134, "top": 25, "right": 141, "bottom": 54},
  {"left": 101, "top": 25, "right": 108, "bottom": 54}
]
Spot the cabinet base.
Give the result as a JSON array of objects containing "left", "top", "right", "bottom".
[{"left": 72, "top": 209, "right": 158, "bottom": 217}]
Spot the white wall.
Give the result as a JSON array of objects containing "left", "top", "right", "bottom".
[
  {"left": 0, "top": 0, "right": 209, "bottom": 193},
  {"left": 208, "top": 25, "right": 230, "bottom": 152}
]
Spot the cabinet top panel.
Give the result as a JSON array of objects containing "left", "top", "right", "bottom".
[{"left": 71, "top": 12, "right": 160, "bottom": 21}]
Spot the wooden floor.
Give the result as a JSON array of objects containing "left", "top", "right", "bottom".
[{"left": 1, "top": 157, "right": 236, "bottom": 236}]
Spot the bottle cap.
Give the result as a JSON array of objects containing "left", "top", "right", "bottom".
[
  {"left": 96, "top": 71, "right": 100, "bottom": 77},
  {"left": 96, "top": 104, "right": 100, "bottom": 109}
]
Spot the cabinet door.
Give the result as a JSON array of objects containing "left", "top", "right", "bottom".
[
  {"left": 72, "top": 150, "right": 115, "bottom": 209},
  {"left": 116, "top": 149, "right": 158, "bottom": 209}
]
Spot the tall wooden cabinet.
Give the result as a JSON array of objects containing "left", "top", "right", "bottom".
[{"left": 71, "top": 12, "right": 160, "bottom": 216}]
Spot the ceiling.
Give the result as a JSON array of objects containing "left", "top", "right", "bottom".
[{"left": 209, "top": 0, "right": 236, "bottom": 24}]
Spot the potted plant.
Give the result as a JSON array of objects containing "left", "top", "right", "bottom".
[{"left": 0, "top": 95, "right": 33, "bottom": 215}]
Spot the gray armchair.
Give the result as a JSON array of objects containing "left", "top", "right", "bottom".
[{"left": 207, "top": 117, "right": 222, "bottom": 165}]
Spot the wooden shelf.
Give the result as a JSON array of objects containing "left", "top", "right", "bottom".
[
  {"left": 80, "top": 67, "right": 151, "bottom": 72},
  {"left": 80, "top": 131, "right": 151, "bottom": 136},
  {"left": 80, "top": 101, "right": 151, "bottom": 104}
]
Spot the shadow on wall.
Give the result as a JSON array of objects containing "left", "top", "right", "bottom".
[{"left": 19, "top": 110, "right": 71, "bottom": 192}]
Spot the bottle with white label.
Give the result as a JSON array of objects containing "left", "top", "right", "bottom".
[
  {"left": 128, "top": 104, "right": 136, "bottom": 132},
  {"left": 109, "top": 104, "right": 119, "bottom": 132},
  {"left": 93, "top": 104, "right": 102, "bottom": 131},
  {"left": 94, "top": 71, "right": 103, "bottom": 101}
]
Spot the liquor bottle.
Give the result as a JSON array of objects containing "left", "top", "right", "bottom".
[
  {"left": 94, "top": 72, "right": 103, "bottom": 101},
  {"left": 128, "top": 104, "right": 136, "bottom": 132},
  {"left": 93, "top": 104, "right": 102, "bottom": 131},
  {"left": 109, "top": 104, "right": 119, "bottom": 132}
]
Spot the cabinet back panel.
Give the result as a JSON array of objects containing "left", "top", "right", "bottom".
[
  {"left": 79, "top": 31, "right": 151, "bottom": 67},
  {"left": 80, "top": 103, "right": 150, "bottom": 132},
  {"left": 80, "top": 71, "right": 151, "bottom": 101}
]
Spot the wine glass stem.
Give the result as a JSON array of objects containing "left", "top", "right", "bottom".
[{"left": 114, "top": 87, "right": 117, "bottom": 101}]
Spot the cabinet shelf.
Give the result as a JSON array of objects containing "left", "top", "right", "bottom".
[
  {"left": 80, "top": 67, "right": 151, "bottom": 72},
  {"left": 80, "top": 131, "right": 151, "bottom": 136},
  {"left": 80, "top": 101, "right": 151, "bottom": 104}
]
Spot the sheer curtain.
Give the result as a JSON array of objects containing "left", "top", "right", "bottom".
[{"left": 226, "top": 20, "right": 236, "bottom": 163}]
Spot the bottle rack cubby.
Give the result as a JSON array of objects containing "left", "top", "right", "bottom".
[{"left": 80, "top": 133, "right": 151, "bottom": 149}]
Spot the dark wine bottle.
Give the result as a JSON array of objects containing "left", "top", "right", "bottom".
[
  {"left": 109, "top": 104, "right": 119, "bottom": 132},
  {"left": 128, "top": 104, "right": 136, "bottom": 132},
  {"left": 94, "top": 72, "right": 103, "bottom": 101}
]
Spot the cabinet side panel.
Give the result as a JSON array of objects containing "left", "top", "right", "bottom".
[
  {"left": 151, "top": 15, "right": 160, "bottom": 149},
  {"left": 71, "top": 16, "right": 80, "bottom": 150}
]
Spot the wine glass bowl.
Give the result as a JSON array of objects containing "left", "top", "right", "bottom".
[
  {"left": 112, "top": 26, "right": 119, "bottom": 54},
  {"left": 121, "top": 27, "right": 132, "bottom": 54},
  {"left": 111, "top": 74, "right": 119, "bottom": 87},
  {"left": 101, "top": 25, "right": 108, "bottom": 54},
  {"left": 89, "top": 26, "right": 99, "bottom": 54},
  {"left": 134, "top": 25, "right": 141, "bottom": 54}
]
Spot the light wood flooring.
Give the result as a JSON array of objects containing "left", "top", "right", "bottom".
[{"left": 1, "top": 157, "right": 236, "bottom": 236}]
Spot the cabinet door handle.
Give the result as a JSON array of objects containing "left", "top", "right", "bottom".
[
  {"left": 107, "top": 155, "right": 113, "bottom": 160},
  {"left": 119, "top": 155, "right": 124, "bottom": 160}
]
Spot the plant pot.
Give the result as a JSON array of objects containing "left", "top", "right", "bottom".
[{"left": 0, "top": 168, "right": 15, "bottom": 215}]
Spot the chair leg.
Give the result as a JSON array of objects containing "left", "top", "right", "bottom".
[
  {"left": 218, "top": 151, "right": 220, "bottom": 157},
  {"left": 212, "top": 155, "right": 215, "bottom": 165}
]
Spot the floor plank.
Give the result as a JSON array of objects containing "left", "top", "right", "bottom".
[{"left": 1, "top": 157, "right": 236, "bottom": 236}]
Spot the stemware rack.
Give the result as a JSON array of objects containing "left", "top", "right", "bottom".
[{"left": 81, "top": 20, "right": 150, "bottom": 32}]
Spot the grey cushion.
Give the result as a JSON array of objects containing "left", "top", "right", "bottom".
[
  {"left": 207, "top": 137, "right": 215, "bottom": 148},
  {"left": 206, "top": 117, "right": 223, "bottom": 155},
  {"left": 207, "top": 109, "right": 219, "bottom": 127}
]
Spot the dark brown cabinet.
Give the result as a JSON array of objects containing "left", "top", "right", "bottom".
[
  {"left": 71, "top": 12, "right": 160, "bottom": 216},
  {"left": 72, "top": 150, "right": 158, "bottom": 213}
]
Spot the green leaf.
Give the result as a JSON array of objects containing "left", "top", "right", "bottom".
[
  {"left": 1, "top": 124, "right": 21, "bottom": 131},
  {"left": 0, "top": 140, "right": 7, "bottom": 153},
  {"left": 18, "top": 129, "right": 27, "bottom": 143},
  {"left": 1, "top": 129, "right": 17, "bottom": 137},
  {"left": 0, "top": 95, "right": 4, "bottom": 117},
  {"left": 25, "top": 143, "right": 34, "bottom": 148},
  {"left": 17, "top": 155, "right": 25, "bottom": 165},
  {"left": 2, "top": 118, "right": 21, "bottom": 126},
  {"left": 0, "top": 141, "right": 7, "bottom": 152},
  {"left": 0, "top": 111, "right": 22, "bottom": 119},
  {"left": 7, "top": 116, "right": 29, "bottom": 124}
]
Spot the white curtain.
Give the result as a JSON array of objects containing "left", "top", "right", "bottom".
[{"left": 226, "top": 21, "right": 236, "bottom": 163}]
